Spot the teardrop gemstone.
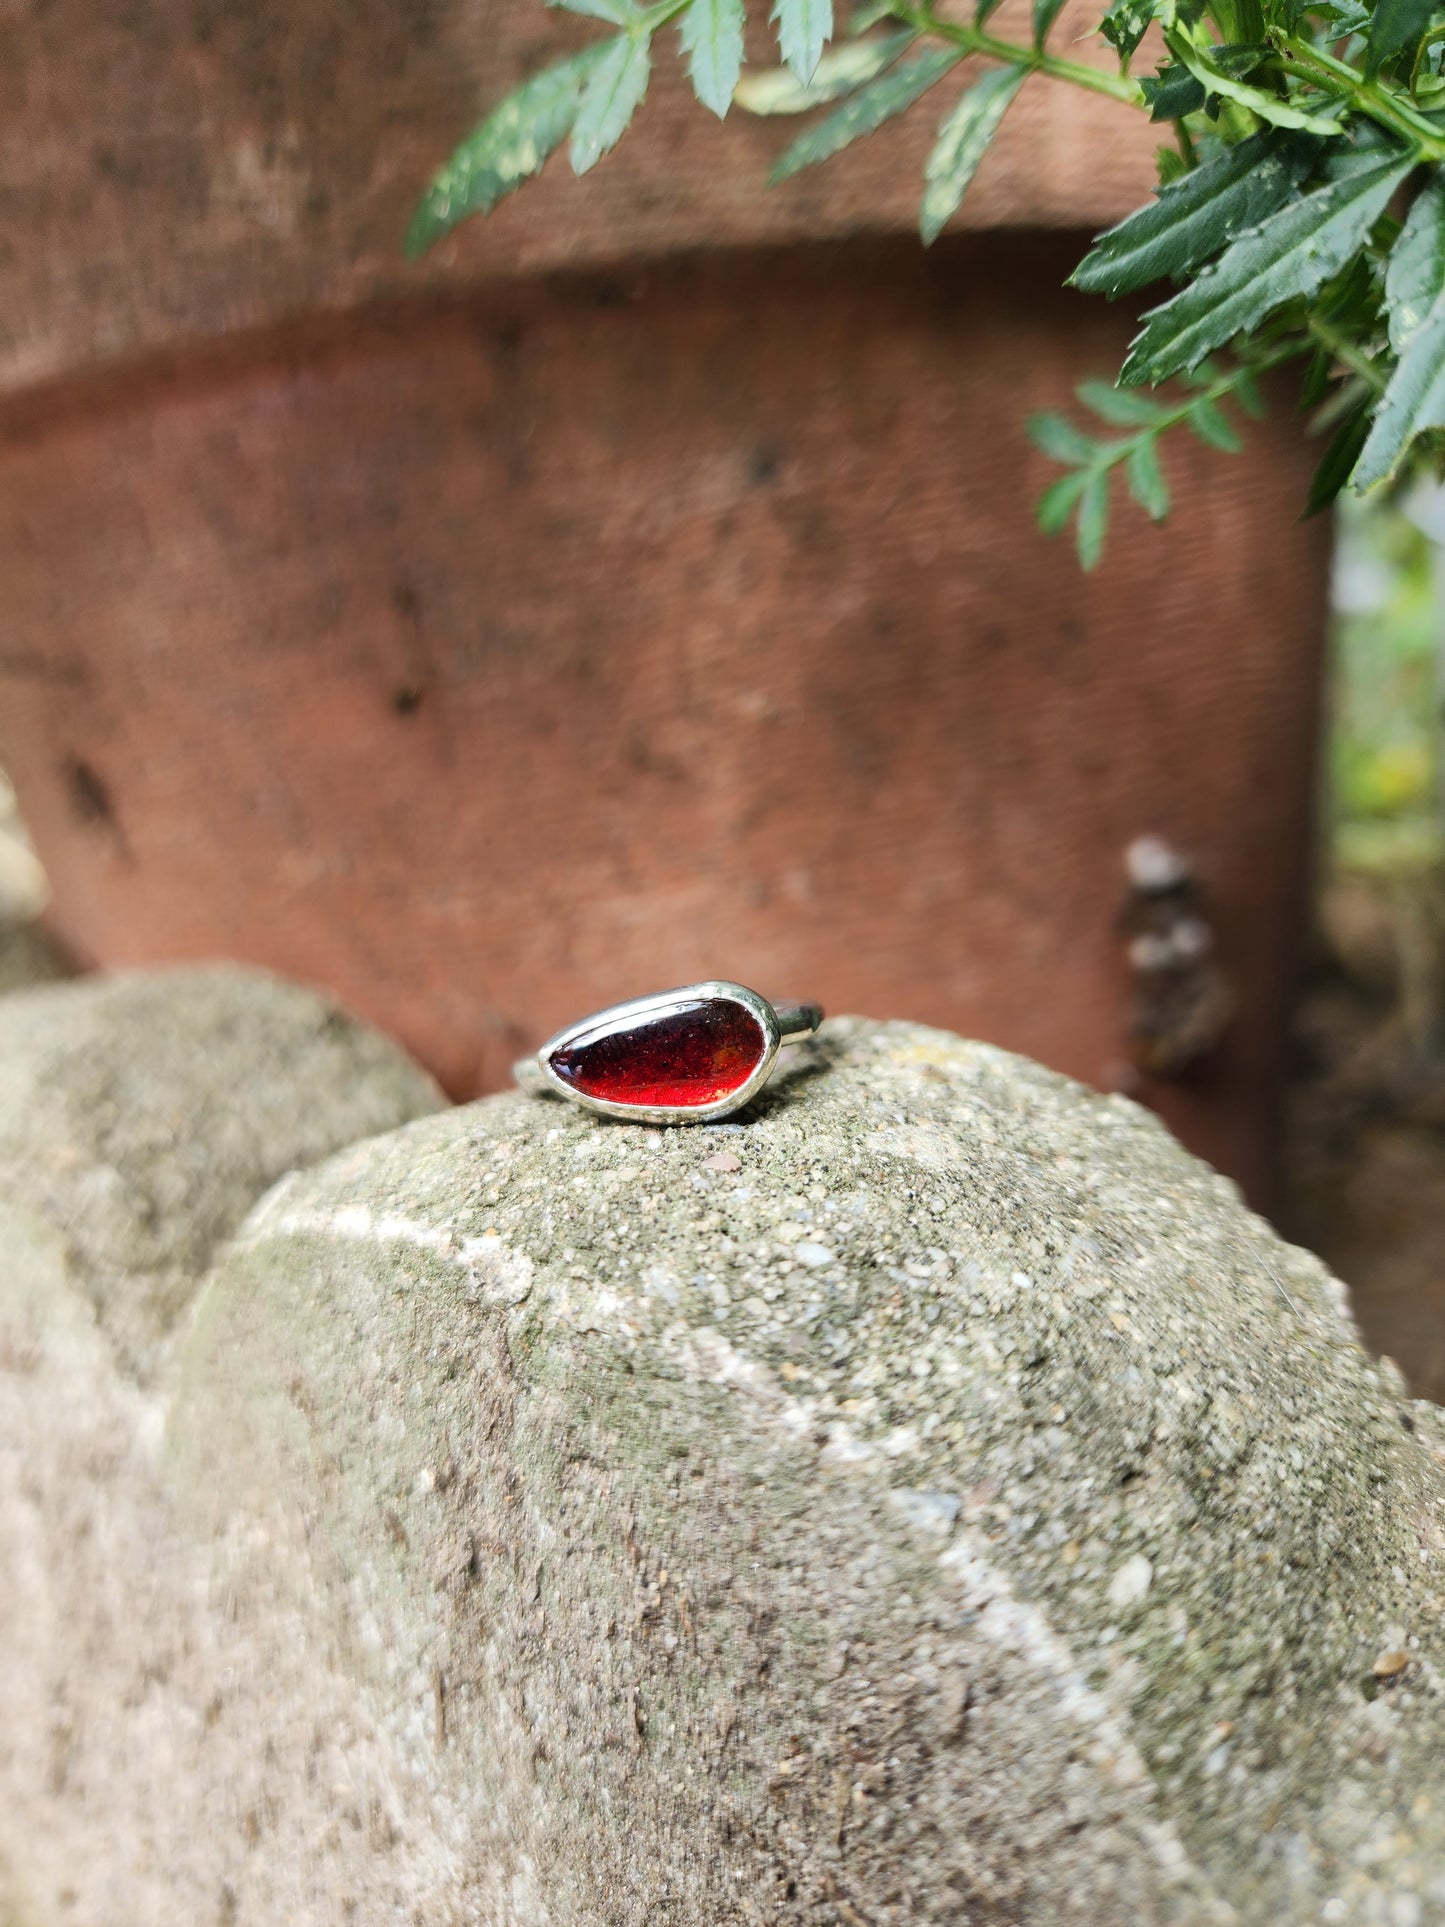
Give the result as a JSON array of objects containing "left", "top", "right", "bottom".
[{"left": 549, "top": 996, "right": 767, "bottom": 1110}]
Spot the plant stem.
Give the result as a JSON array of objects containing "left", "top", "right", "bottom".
[
  {"left": 1308, "top": 315, "right": 1388, "bottom": 395},
  {"left": 901, "top": 5, "right": 1145, "bottom": 104},
  {"left": 902, "top": 1, "right": 1445, "bottom": 157},
  {"left": 1274, "top": 31, "right": 1445, "bottom": 155},
  {"left": 1147, "top": 343, "right": 1302, "bottom": 440}
]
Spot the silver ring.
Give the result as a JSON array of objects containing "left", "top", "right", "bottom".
[{"left": 528, "top": 981, "right": 824, "bottom": 1124}]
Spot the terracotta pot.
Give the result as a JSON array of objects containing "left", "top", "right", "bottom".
[{"left": 0, "top": 1, "right": 1329, "bottom": 1206}]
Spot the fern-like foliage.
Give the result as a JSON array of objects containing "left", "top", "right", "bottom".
[{"left": 408, "top": 0, "right": 1445, "bottom": 565}]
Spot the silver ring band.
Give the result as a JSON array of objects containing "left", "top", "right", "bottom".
[{"left": 522, "top": 981, "right": 824, "bottom": 1124}]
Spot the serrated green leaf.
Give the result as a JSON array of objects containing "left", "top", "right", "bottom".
[
  {"left": 1187, "top": 395, "right": 1243, "bottom": 448},
  {"left": 1037, "top": 468, "right": 1093, "bottom": 535},
  {"left": 1385, "top": 174, "right": 1445, "bottom": 354},
  {"left": 551, "top": 0, "right": 639, "bottom": 20},
  {"left": 681, "top": 0, "right": 745, "bottom": 114},
  {"left": 1140, "top": 63, "right": 1207, "bottom": 119},
  {"left": 1072, "top": 130, "right": 1318, "bottom": 298},
  {"left": 1028, "top": 412, "right": 1101, "bottom": 464},
  {"left": 1306, "top": 404, "right": 1371, "bottom": 513},
  {"left": 1033, "top": 0, "right": 1069, "bottom": 46},
  {"left": 1354, "top": 237, "right": 1445, "bottom": 488},
  {"left": 1121, "top": 153, "right": 1412, "bottom": 385},
  {"left": 773, "top": 0, "right": 835, "bottom": 83},
  {"left": 1206, "top": 39, "right": 1272, "bottom": 77},
  {"left": 1101, "top": 0, "right": 1158, "bottom": 57},
  {"left": 1156, "top": 144, "right": 1189, "bottom": 185},
  {"left": 848, "top": 0, "right": 901, "bottom": 28},
  {"left": 735, "top": 29, "right": 913, "bottom": 112},
  {"left": 1077, "top": 378, "right": 1168, "bottom": 425},
  {"left": 570, "top": 32, "right": 652, "bottom": 173},
  {"left": 770, "top": 45, "right": 962, "bottom": 177},
  {"left": 919, "top": 64, "right": 1027, "bottom": 245},
  {"left": 1368, "top": 0, "right": 1435, "bottom": 76},
  {"left": 406, "top": 48, "right": 605, "bottom": 256},
  {"left": 1313, "top": 0, "right": 1371, "bottom": 31},
  {"left": 1164, "top": 29, "right": 1347, "bottom": 132},
  {"left": 1076, "top": 470, "right": 1111, "bottom": 569},
  {"left": 1126, "top": 438, "right": 1172, "bottom": 518}
]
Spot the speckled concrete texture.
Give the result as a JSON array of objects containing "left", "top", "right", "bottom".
[
  {"left": 0, "top": 967, "right": 443, "bottom": 1373},
  {"left": 0, "top": 969, "right": 444, "bottom": 1925},
  {"left": 8, "top": 1003, "right": 1442, "bottom": 1923},
  {"left": 14, "top": 1009, "right": 1445, "bottom": 1927}
]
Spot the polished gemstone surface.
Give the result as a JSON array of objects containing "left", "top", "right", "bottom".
[{"left": 549, "top": 997, "right": 767, "bottom": 1110}]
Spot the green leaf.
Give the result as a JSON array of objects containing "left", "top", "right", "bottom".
[
  {"left": 1033, "top": 0, "right": 1069, "bottom": 46},
  {"left": 1077, "top": 378, "right": 1168, "bottom": 425},
  {"left": 1305, "top": 404, "right": 1371, "bottom": 513},
  {"left": 1385, "top": 174, "right": 1445, "bottom": 354},
  {"left": 773, "top": 0, "right": 835, "bottom": 83},
  {"left": 1028, "top": 412, "right": 1101, "bottom": 463},
  {"left": 848, "top": 0, "right": 901, "bottom": 27},
  {"left": 1121, "top": 153, "right": 1412, "bottom": 385},
  {"left": 1311, "top": 0, "right": 1370, "bottom": 30},
  {"left": 1205, "top": 39, "right": 1272, "bottom": 78},
  {"left": 1367, "top": 0, "right": 1436, "bottom": 76},
  {"left": 1187, "top": 394, "right": 1243, "bottom": 448},
  {"left": 1164, "top": 29, "right": 1347, "bottom": 132},
  {"left": 977, "top": 0, "right": 1008, "bottom": 21},
  {"left": 1156, "top": 144, "right": 1189, "bottom": 185},
  {"left": 1101, "top": 0, "right": 1159, "bottom": 58},
  {"left": 919, "top": 64, "right": 1027, "bottom": 245},
  {"left": 735, "top": 29, "right": 913, "bottom": 112},
  {"left": 570, "top": 32, "right": 652, "bottom": 173},
  {"left": 1301, "top": 344, "right": 1335, "bottom": 406},
  {"left": 1232, "top": 366, "right": 1265, "bottom": 417},
  {"left": 681, "top": 0, "right": 746, "bottom": 114},
  {"left": 406, "top": 48, "right": 605, "bottom": 255},
  {"left": 550, "top": 0, "right": 639, "bottom": 20},
  {"left": 1037, "top": 468, "right": 1093, "bottom": 535},
  {"left": 1072, "top": 130, "right": 1318, "bottom": 297},
  {"left": 1354, "top": 254, "right": 1445, "bottom": 487},
  {"left": 1140, "top": 64, "right": 1207, "bottom": 119},
  {"left": 1076, "top": 470, "right": 1111, "bottom": 569},
  {"left": 1127, "top": 438, "right": 1172, "bottom": 518},
  {"left": 771, "top": 46, "right": 962, "bottom": 177}
]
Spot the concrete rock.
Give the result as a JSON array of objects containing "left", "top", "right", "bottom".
[
  {"left": 0, "top": 967, "right": 443, "bottom": 1374},
  {"left": 0, "top": 968, "right": 444, "bottom": 1925},
  {"left": 8, "top": 1011, "right": 1445, "bottom": 1924}
]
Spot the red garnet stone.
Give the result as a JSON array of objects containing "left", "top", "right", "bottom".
[{"left": 549, "top": 996, "right": 767, "bottom": 1110}]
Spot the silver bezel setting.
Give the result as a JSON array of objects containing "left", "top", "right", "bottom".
[{"left": 536, "top": 981, "right": 783, "bottom": 1125}]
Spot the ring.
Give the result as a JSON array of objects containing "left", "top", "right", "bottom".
[{"left": 531, "top": 981, "right": 824, "bottom": 1124}]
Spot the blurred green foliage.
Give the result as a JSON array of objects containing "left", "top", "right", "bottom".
[{"left": 1331, "top": 487, "right": 1445, "bottom": 869}]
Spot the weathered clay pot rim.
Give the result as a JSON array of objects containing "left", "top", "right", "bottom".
[{"left": 0, "top": 227, "right": 1111, "bottom": 436}]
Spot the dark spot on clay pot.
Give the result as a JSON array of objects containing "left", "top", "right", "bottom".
[
  {"left": 392, "top": 684, "right": 423, "bottom": 717},
  {"left": 390, "top": 580, "right": 419, "bottom": 619},
  {"left": 63, "top": 756, "right": 117, "bottom": 830},
  {"left": 748, "top": 446, "right": 780, "bottom": 487}
]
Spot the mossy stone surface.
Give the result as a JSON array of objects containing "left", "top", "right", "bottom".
[{"left": 163, "top": 1018, "right": 1445, "bottom": 1925}]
